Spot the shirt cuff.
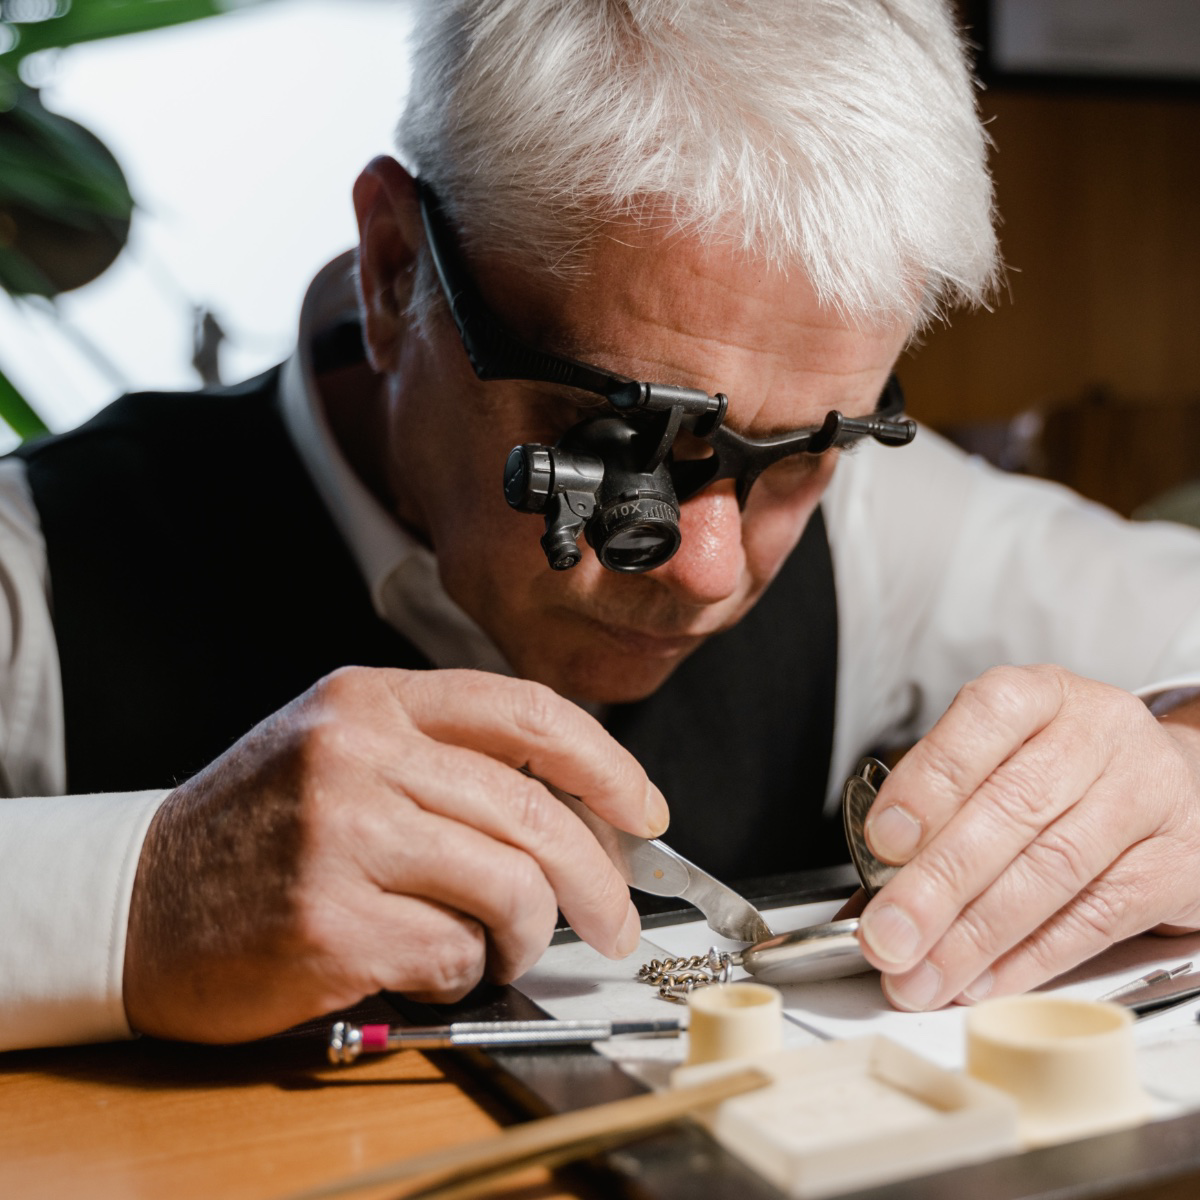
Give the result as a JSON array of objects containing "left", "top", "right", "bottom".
[
  {"left": 1136, "top": 677, "right": 1200, "bottom": 717},
  {"left": 0, "top": 788, "right": 169, "bottom": 1052}
]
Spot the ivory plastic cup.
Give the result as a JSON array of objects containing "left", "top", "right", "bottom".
[
  {"left": 684, "top": 982, "right": 783, "bottom": 1066},
  {"left": 966, "top": 995, "right": 1150, "bottom": 1147}
]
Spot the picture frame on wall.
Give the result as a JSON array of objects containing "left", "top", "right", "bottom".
[{"left": 964, "top": 0, "right": 1200, "bottom": 91}]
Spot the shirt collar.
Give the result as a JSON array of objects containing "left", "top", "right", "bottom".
[{"left": 278, "top": 250, "right": 513, "bottom": 676}]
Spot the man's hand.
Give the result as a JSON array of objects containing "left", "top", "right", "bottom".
[
  {"left": 122, "top": 667, "right": 667, "bottom": 1043},
  {"left": 855, "top": 665, "right": 1200, "bottom": 1011}
]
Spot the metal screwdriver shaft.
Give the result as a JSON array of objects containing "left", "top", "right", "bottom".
[{"left": 328, "top": 1018, "right": 682, "bottom": 1064}]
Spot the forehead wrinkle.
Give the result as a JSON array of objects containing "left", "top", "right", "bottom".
[{"left": 477, "top": 221, "right": 907, "bottom": 432}]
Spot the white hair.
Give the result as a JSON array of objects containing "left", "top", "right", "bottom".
[{"left": 397, "top": 0, "right": 998, "bottom": 329}]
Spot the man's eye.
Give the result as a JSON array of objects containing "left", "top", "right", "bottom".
[
  {"left": 529, "top": 389, "right": 604, "bottom": 433},
  {"left": 757, "top": 451, "right": 831, "bottom": 491}
]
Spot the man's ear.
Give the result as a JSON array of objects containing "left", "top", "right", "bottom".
[{"left": 353, "top": 156, "right": 424, "bottom": 374}]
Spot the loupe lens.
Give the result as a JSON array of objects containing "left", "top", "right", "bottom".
[
  {"left": 590, "top": 494, "right": 681, "bottom": 572},
  {"left": 602, "top": 523, "right": 680, "bottom": 571}
]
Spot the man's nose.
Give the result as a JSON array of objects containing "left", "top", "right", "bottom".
[{"left": 651, "top": 483, "right": 744, "bottom": 603}]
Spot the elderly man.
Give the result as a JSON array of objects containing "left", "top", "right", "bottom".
[{"left": 1, "top": 0, "right": 1198, "bottom": 1051}]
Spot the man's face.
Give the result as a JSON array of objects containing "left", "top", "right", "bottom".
[{"left": 382, "top": 215, "right": 910, "bottom": 705}]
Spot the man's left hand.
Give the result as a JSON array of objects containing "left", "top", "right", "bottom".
[{"left": 856, "top": 665, "right": 1200, "bottom": 1010}]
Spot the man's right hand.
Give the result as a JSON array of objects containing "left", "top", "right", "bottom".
[{"left": 121, "top": 667, "right": 666, "bottom": 1043}]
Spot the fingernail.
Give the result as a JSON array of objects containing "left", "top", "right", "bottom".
[
  {"left": 645, "top": 783, "right": 669, "bottom": 837},
  {"left": 615, "top": 900, "right": 642, "bottom": 958},
  {"left": 885, "top": 960, "right": 942, "bottom": 1011},
  {"left": 865, "top": 804, "right": 921, "bottom": 862},
  {"left": 859, "top": 902, "right": 921, "bottom": 965},
  {"left": 960, "top": 968, "right": 993, "bottom": 1004}
]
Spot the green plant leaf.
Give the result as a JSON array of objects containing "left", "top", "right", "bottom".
[
  {"left": 0, "top": 360, "right": 49, "bottom": 441},
  {"left": 0, "top": 0, "right": 258, "bottom": 63},
  {"left": 0, "top": 84, "right": 133, "bottom": 294},
  {"left": 0, "top": 139, "right": 132, "bottom": 219},
  {"left": 3, "top": 86, "right": 133, "bottom": 201},
  {"left": 0, "top": 242, "right": 58, "bottom": 296}
]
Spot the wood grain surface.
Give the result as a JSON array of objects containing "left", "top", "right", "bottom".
[{"left": 0, "top": 1006, "right": 577, "bottom": 1200}]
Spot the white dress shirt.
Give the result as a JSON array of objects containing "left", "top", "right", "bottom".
[{"left": 2, "top": 251, "right": 1199, "bottom": 1051}]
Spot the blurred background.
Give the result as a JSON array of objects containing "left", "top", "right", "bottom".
[
  {"left": 913, "top": 1, "right": 1200, "bottom": 521},
  {"left": 1, "top": 0, "right": 1198, "bottom": 521},
  {"left": 0, "top": 0, "right": 413, "bottom": 449}
]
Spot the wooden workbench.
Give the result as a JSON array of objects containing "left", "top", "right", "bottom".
[{"left": 0, "top": 1003, "right": 576, "bottom": 1200}]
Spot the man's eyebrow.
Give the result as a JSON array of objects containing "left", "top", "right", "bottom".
[
  {"left": 718, "top": 397, "right": 884, "bottom": 442},
  {"left": 833, "top": 432, "right": 870, "bottom": 453}
]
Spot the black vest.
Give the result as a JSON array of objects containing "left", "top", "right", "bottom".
[{"left": 16, "top": 369, "right": 844, "bottom": 880}]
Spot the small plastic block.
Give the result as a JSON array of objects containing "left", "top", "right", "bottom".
[
  {"left": 672, "top": 1036, "right": 1020, "bottom": 1198},
  {"left": 685, "top": 982, "right": 783, "bottom": 1066},
  {"left": 966, "top": 995, "right": 1151, "bottom": 1148}
]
